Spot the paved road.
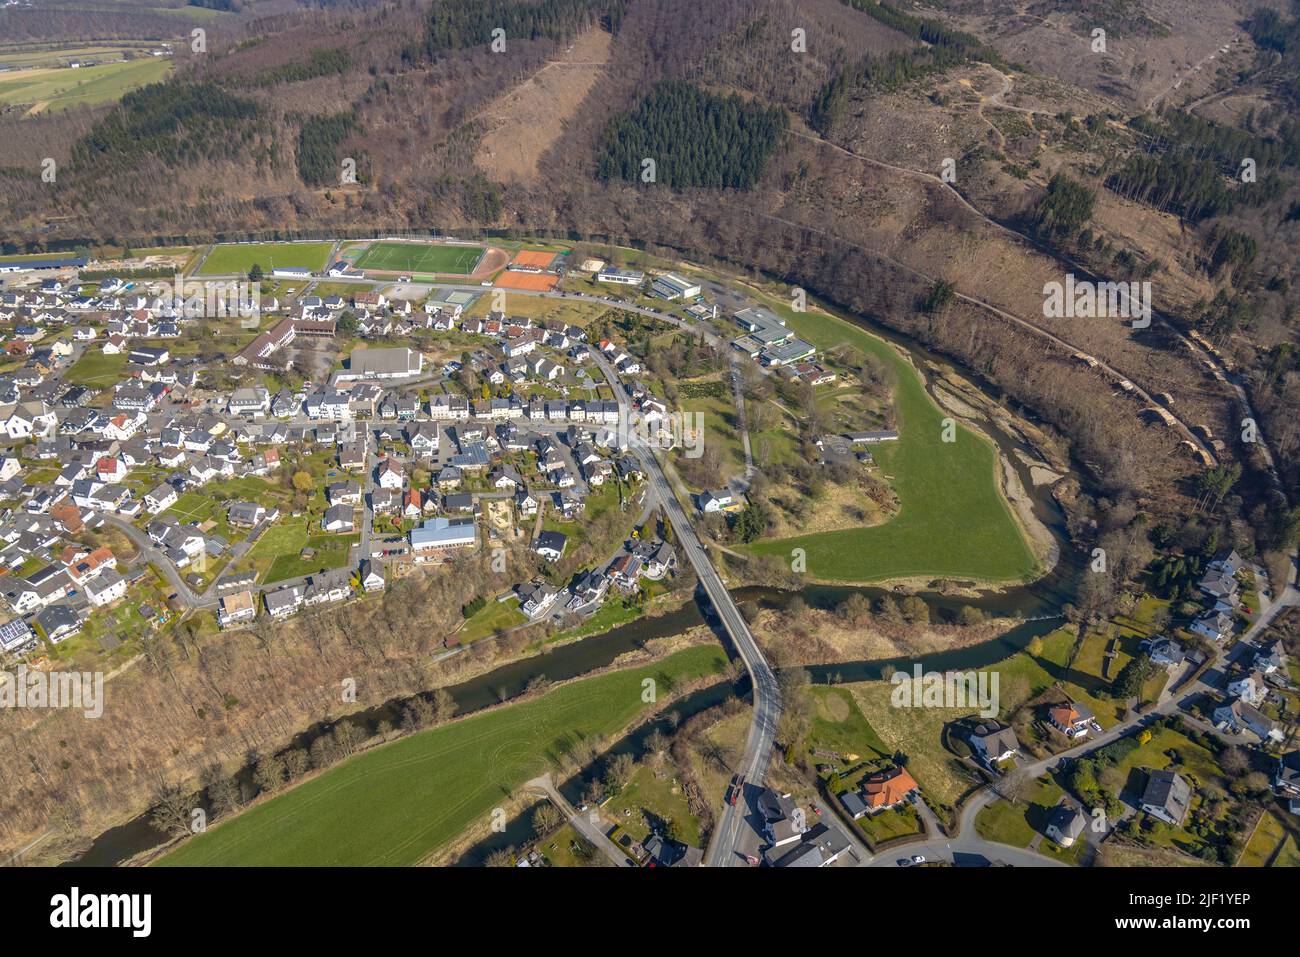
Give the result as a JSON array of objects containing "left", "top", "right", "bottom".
[
  {"left": 635, "top": 438, "right": 781, "bottom": 867},
  {"left": 586, "top": 347, "right": 780, "bottom": 867},
  {"left": 105, "top": 515, "right": 322, "bottom": 614}
]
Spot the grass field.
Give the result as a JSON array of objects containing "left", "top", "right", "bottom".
[
  {"left": 196, "top": 242, "right": 333, "bottom": 277},
  {"left": 808, "top": 686, "right": 890, "bottom": 760},
  {"left": 603, "top": 764, "right": 702, "bottom": 847},
  {"left": 848, "top": 627, "right": 1080, "bottom": 807},
  {"left": 0, "top": 58, "right": 172, "bottom": 112},
  {"left": 156, "top": 645, "right": 729, "bottom": 866},
  {"left": 0, "top": 251, "right": 88, "bottom": 264},
  {"left": 1239, "top": 813, "right": 1291, "bottom": 866},
  {"left": 243, "top": 519, "right": 357, "bottom": 584},
  {"left": 354, "top": 242, "right": 484, "bottom": 275},
  {"left": 458, "top": 599, "right": 527, "bottom": 643},
  {"left": 64, "top": 351, "right": 126, "bottom": 387},
  {"left": 745, "top": 296, "right": 1037, "bottom": 584}
]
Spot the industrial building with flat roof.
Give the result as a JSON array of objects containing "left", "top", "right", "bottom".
[
  {"left": 595, "top": 267, "right": 644, "bottom": 285},
  {"left": 336, "top": 347, "right": 423, "bottom": 381},
  {"left": 409, "top": 516, "right": 477, "bottom": 557},
  {"left": 651, "top": 272, "right": 701, "bottom": 300}
]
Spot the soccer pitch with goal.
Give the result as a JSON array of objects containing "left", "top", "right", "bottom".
[{"left": 353, "top": 242, "right": 484, "bottom": 274}]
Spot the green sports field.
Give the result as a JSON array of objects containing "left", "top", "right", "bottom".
[
  {"left": 156, "top": 645, "right": 728, "bottom": 866},
  {"left": 353, "top": 241, "right": 484, "bottom": 275},
  {"left": 196, "top": 242, "right": 333, "bottom": 276},
  {"left": 745, "top": 294, "right": 1038, "bottom": 584}
]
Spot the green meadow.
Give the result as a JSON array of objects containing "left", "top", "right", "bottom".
[
  {"left": 745, "top": 298, "right": 1037, "bottom": 584},
  {"left": 157, "top": 645, "right": 729, "bottom": 866}
]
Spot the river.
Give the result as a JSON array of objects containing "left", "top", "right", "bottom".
[{"left": 65, "top": 302, "right": 1081, "bottom": 867}]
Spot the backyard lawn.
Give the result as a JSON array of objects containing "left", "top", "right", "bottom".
[
  {"left": 856, "top": 804, "right": 924, "bottom": 844},
  {"left": 973, "top": 775, "right": 1086, "bottom": 864},
  {"left": 602, "top": 763, "right": 701, "bottom": 847},
  {"left": 458, "top": 599, "right": 527, "bottom": 643},
  {"left": 536, "top": 822, "right": 601, "bottom": 867},
  {"left": 242, "top": 519, "right": 358, "bottom": 584}
]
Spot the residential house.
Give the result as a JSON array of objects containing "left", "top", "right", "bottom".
[
  {"left": 756, "top": 788, "right": 804, "bottom": 848},
  {"left": 377, "top": 459, "right": 404, "bottom": 490},
  {"left": 1045, "top": 805, "right": 1087, "bottom": 847},
  {"left": 83, "top": 568, "right": 126, "bottom": 607},
  {"left": 264, "top": 585, "right": 304, "bottom": 619},
  {"left": 1142, "top": 636, "right": 1187, "bottom": 670},
  {"left": 968, "top": 720, "right": 1020, "bottom": 765},
  {"left": 228, "top": 502, "right": 269, "bottom": 528},
  {"left": 860, "top": 766, "right": 918, "bottom": 813},
  {"left": 533, "top": 530, "right": 567, "bottom": 563},
  {"left": 218, "top": 590, "right": 257, "bottom": 628},
  {"left": 699, "top": 489, "right": 733, "bottom": 513},
  {"left": 1213, "top": 697, "right": 1284, "bottom": 743},
  {"left": 321, "top": 504, "right": 354, "bottom": 532},
  {"left": 1226, "top": 670, "right": 1270, "bottom": 707},
  {"left": 1048, "top": 702, "right": 1095, "bottom": 739},
  {"left": 1139, "top": 770, "right": 1192, "bottom": 826},
  {"left": 35, "top": 603, "right": 82, "bottom": 643},
  {"left": 1274, "top": 751, "right": 1300, "bottom": 804},
  {"left": 1190, "top": 609, "right": 1235, "bottom": 643},
  {"left": 360, "top": 560, "right": 386, "bottom": 593},
  {"left": 763, "top": 823, "right": 851, "bottom": 868},
  {"left": 516, "top": 580, "right": 559, "bottom": 619},
  {"left": 304, "top": 568, "right": 352, "bottom": 606}
]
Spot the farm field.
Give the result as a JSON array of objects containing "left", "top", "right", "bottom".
[
  {"left": 0, "top": 57, "right": 172, "bottom": 112},
  {"left": 745, "top": 294, "right": 1037, "bottom": 584},
  {"left": 353, "top": 241, "right": 484, "bottom": 275},
  {"left": 155, "top": 645, "right": 729, "bottom": 866},
  {"left": 196, "top": 242, "right": 333, "bottom": 277},
  {"left": 0, "top": 45, "right": 160, "bottom": 69}
]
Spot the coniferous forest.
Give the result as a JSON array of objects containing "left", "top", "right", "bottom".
[{"left": 596, "top": 81, "right": 788, "bottom": 190}]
